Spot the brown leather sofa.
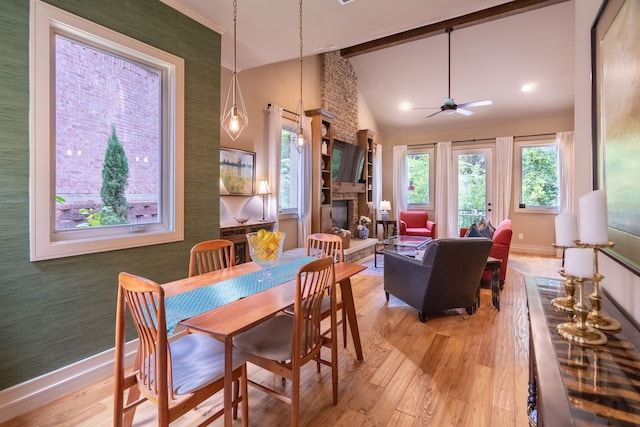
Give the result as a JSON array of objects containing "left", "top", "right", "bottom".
[{"left": 383, "top": 237, "right": 493, "bottom": 322}]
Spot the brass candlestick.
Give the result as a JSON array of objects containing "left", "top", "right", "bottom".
[
  {"left": 553, "top": 269, "right": 577, "bottom": 313},
  {"left": 556, "top": 276, "right": 608, "bottom": 346},
  {"left": 551, "top": 244, "right": 576, "bottom": 312},
  {"left": 576, "top": 241, "right": 621, "bottom": 332}
]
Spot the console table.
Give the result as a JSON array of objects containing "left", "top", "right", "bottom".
[
  {"left": 526, "top": 276, "right": 640, "bottom": 426},
  {"left": 219, "top": 221, "right": 275, "bottom": 265}
]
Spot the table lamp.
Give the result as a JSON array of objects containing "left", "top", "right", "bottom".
[
  {"left": 379, "top": 200, "right": 391, "bottom": 218},
  {"left": 256, "top": 179, "right": 271, "bottom": 221}
]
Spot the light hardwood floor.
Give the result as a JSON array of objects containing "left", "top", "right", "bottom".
[{"left": 1, "top": 253, "right": 562, "bottom": 427}]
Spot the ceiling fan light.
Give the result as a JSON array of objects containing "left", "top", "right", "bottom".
[{"left": 443, "top": 109, "right": 456, "bottom": 115}]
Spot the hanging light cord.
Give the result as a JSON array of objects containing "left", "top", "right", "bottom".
[
  {"left": 231, "top": 0, "right": 238, "bottom": 104},
  {"left": 298, "top": 0, "right": 303, "bottom": 104},
  {"left": 296, "top": 0, "right": 304, "bottom": 145}
]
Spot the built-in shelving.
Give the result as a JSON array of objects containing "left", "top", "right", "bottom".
[
  {"left": 358, "top": 129, "right": 376, "bottom": 234},
  {"left": 307, "top": 108, "right": 335, "bottom": 233}
]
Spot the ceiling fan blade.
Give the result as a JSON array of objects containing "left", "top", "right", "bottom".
[
  {"left": 412, "top": 107, "right": 440, "bottom": 110},
  {"left": 457, "top": 100, "right": 492, "bottom": 109},
  {"left": 456, "top": 108, "right": 474, "bottom": 116},
  {"left": 426, "top": 110, "right": 443, "bottom": 118}
]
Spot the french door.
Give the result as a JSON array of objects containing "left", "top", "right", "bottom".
[{"left": 452, "top": 147, "right": 494, "bottom": 230}]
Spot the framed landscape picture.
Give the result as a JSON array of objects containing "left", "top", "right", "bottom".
[
  {"left": 220, "top": 148, "right": 255, "bottom": 195},
  {"left": 592, "top": 0, "right": 640, "bottom": 274}
]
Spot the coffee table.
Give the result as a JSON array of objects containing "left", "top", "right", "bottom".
[{"left": 374, "top": 235, "right": 432, "bottom": 267}]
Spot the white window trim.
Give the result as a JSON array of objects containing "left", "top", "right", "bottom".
[
  {"left": 278, "top": 123, "right": 299, "bottom": 215},
  {"left": 513, "top": 138, "right": 559, "bottom": 214},
  {"left": 29, "top": 0, "right": 184, "bottom": 261},
  {"left": 406, "top": 147, "right": 435, "bottom": 210}
]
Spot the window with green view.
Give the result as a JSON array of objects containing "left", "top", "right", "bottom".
[
  {"left": 407, "top": 151, "right": 433, "bottom": 207},
  {"left": 519, "top": 143, "right": 559, "bottom": 210}
]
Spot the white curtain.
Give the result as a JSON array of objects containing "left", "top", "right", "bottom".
[
  {"left": 435, "top": 141, "right": 455, "bottom": 237},
  {"left": 297, "top": 115, "right": 313, "bottom": 247},
  {"left": 495, "top": 136, "right": 514, "bottom": 223},
  {"left": 557, "top": 131, "right": 575, "bottom": 212},
  {"left": 267, "top": 104, "right": 282, "bottom": 230},
  {"left": 392, "top": 145, "right": 407, "bottom": 222}
]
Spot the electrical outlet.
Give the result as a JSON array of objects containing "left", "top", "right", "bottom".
[{"left": 518, "top": 233, "right": 524, "bottom": 240}]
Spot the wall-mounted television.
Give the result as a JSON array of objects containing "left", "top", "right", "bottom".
[{"left": 331, "top": 139, "right": 365, "bottom": 184}]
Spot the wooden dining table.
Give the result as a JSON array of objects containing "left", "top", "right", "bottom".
[{"left": 161, "top": 256, "right": 366, "bottom": 427}]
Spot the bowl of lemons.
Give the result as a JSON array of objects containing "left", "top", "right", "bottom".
[{"left": 246, "top": 229, "right": 286, "bottom": 281}]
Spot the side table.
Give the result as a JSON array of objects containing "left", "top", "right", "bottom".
[
  {"left": 376, "top": 217, "right": 396, "bottom": 240},
  {"left": 485, "top": 256, "right": 501, "bottom": 310}
]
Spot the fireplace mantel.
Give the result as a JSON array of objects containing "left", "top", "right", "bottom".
[{"left": 332, "top": 182, "right": 365, "bottom": 194}]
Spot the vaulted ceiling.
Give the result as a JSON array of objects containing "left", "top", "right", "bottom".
[{"left": 165, "top": 0, "right": 575, "bottom": 139}]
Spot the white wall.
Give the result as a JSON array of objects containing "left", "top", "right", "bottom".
[{"left": 219, "top": 57, "right": 322, "bottom": 249}]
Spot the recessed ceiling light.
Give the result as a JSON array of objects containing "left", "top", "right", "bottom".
[
  {"left": 521, "top": 83, "right": 534, "bottom": 93},
  {"left": 400, "top": 102, "right": 411, "bottom": 111}
]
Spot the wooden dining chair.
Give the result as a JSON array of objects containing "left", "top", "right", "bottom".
[
  {"left": 188, "top": 239, "right": 235, "bottom": 277},
  {"left": 114, "top": 272, "right": 249, "bottom": 427},
  {"left": 306, "top": 233, "right": 348, "bottom": 349},
  {"left": 233, "top": 256, "right": 338, "bottom": 427}
]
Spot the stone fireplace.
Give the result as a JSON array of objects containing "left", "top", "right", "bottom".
[{"left": 332, "top": 192, "right": 360, "bottom": 235}]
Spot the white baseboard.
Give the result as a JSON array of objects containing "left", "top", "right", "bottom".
[
  {"left": 0, "top": 341, "right": 139, "bottom": 423},
  {"left": 510, "top": 243, "right": 557, "bottom": 256}
]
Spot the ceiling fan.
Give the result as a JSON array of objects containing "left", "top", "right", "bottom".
[{"left": 414, "top": 27, "right": 492, "bottom": 118}]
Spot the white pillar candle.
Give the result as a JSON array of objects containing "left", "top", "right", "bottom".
[
  {"left": 578, "top": 190, "right": 609, "bottom": 245},
  {"left": 564, "top": 247, "right": 594, "bottom": 278},
  {"left": 554, "top": 212, "right": 578, "bottom": 247}
]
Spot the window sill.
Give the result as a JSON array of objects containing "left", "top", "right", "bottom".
[{"left": 278, "top": 212, "right": 299, "bottom": 221}]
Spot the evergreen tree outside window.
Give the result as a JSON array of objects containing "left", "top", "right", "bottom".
[{"left": 100, "top": 126, "right": 130, "bottom": 224}]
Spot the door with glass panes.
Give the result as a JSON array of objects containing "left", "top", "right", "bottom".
[{"left": 453, "top": 147, "right": 494, "bottom": 230}]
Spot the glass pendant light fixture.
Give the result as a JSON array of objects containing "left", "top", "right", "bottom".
[
  {"left": 221, "top": 0, "right": 248, "bottom": 141},
  {"left": 292, "top": 0, "right": 305, "bottom": 152}
]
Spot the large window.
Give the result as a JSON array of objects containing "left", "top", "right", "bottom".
[
  {"left": 406, "top": 148, "right": 434, "bottom": 209},
  {"left": 30, "top": 1, "right": 184, "bottom": 261},
  {"left": 279, "top": 126, "right": 300, "bottom": 214},
  {"left": 515, "top": 139, "right": 559, "bottom": 212}
]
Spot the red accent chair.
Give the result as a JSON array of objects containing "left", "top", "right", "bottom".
[
  {"left": 460, "top": 219, "right": 512, "bottom": 285},
  {"left": 399, "top": 211, "right": 436, "bottom": 239}
]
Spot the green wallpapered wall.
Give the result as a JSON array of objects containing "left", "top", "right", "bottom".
[{"left": 0, "top": 0, "right": 221, "bottom": 390}]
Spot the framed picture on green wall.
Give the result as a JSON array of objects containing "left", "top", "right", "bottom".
[{"left": 220, "top": 148, "right": 255, "bottom": 195}]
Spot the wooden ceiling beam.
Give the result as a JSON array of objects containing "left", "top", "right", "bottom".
[{"left": 340, "top": 0, "right": 570, "bottom": 58}]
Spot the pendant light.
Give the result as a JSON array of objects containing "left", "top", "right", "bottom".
[
  {"left": 292, "top": 0, "right": 305, "bottom": 152},
  {"left": 221, "top": 0, "right": 248, "bottom": 141}
]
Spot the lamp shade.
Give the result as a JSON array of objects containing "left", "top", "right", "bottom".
[
  {"left": 379, "top": 200, "right": 391, "bottom": 211},
  {"left": 256, "top": 179, "right": 271, "bottom": 195}
]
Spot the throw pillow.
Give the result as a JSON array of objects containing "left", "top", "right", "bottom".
[
  {"left": 466, "top": 220, "right": 493, "bottom": 239},
  {"left": 463, "top": 223, "right": 477, "bottom": 237},
  {"left": 487, "top": 221, "right": 496, "bottom": 237}
]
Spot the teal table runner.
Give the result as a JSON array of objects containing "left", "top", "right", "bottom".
[{"left": 165, "top": 255, "right": 315, "bottom": 334}]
